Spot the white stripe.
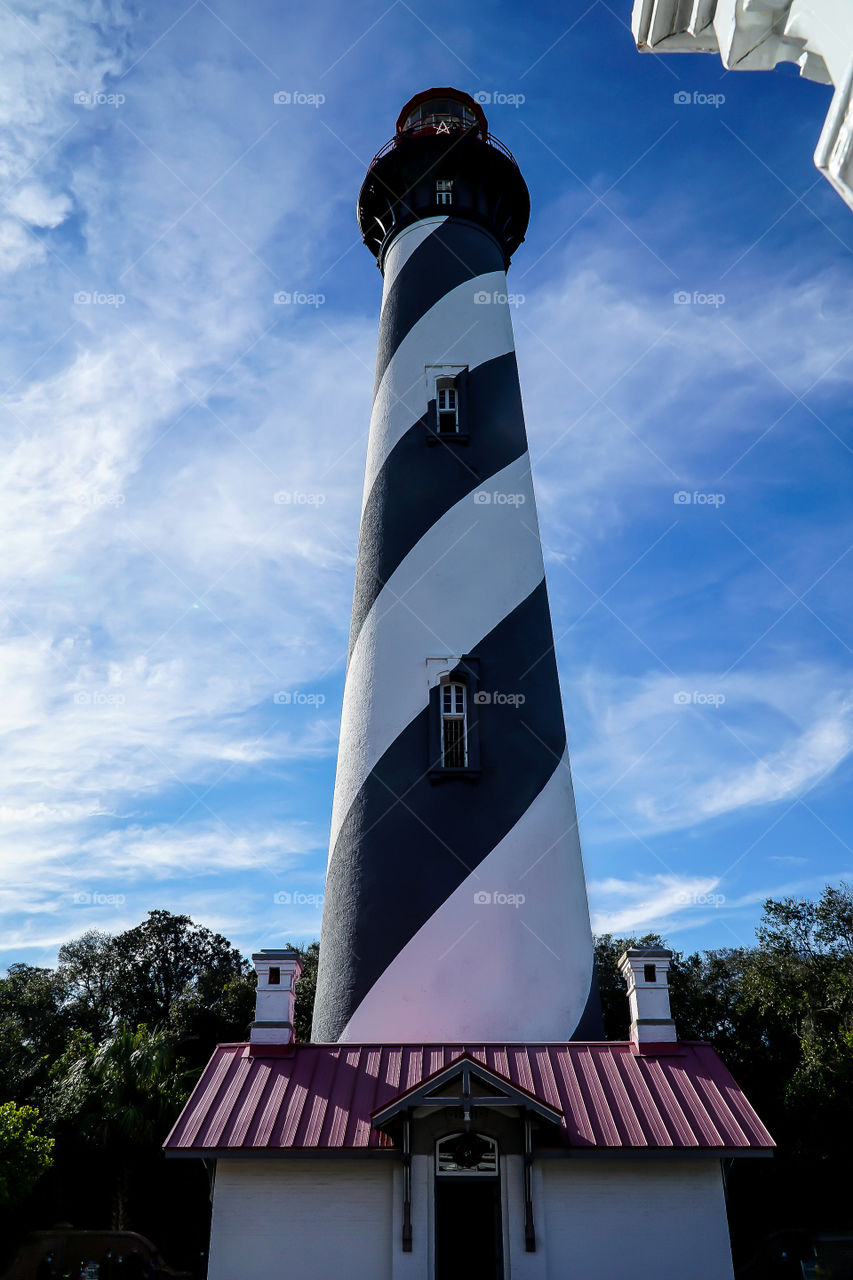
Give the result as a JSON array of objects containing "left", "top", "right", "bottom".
[
  {"left": 382, "top": 217, "right": 448, "bottom": 283},
  {"left": 362, "top": 269, "right": 516, "bottom": 507},
  {"left": 329, "top": 451, "right": 543, "bottom": 858},
  {"left": 339, "top": 751, "right": 596, "bottom": 1042}
]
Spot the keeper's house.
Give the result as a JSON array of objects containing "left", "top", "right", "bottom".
[{"left": 164, "top": 948, "right": 773, "bottom": 1280}]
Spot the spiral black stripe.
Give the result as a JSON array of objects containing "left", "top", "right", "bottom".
[
  {"left": 574, "top": 972, "right": 605, "bottom": 1039},
  {"left": 349, "top": 351, "right": 529, "bottom": 658},
  {"left": 373, "top": 218, "right": 505, "bottom": 393},
  {"left": 313, "top": 203, "right": 600, "bottom": 1044},
  {"left": 312, "top": 578, "right": 566, "bottom": 1043}
]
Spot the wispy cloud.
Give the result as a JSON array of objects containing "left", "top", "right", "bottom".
[
  {"left": 1, "top": 0, "right": 851, "bottom": 969},
  {"left": 571, "top": 666, "right": 853, "bottom": 838}
]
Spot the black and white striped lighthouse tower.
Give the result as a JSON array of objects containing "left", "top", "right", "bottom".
[{"left": 312, "top": 89, "right": 600, "bottom": 1044}]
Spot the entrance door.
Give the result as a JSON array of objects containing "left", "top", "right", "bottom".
[{"left": 434, "top": 1176, "right": 503, "bottom": 1279}]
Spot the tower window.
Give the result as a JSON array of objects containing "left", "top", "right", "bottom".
[
  {"left": 644, "top": 964, "right": 656, "bottom": 983},
  {"left": 435, "top": 178, "right": 453, "bottom": 206},
  {"left": 425, "top": 366, "right": 468, "bottom": 444},
  {"left": 427, "top": 657, "right": 480, "bottom": 778},
  {"left": 436, "top": 378, "right": 459, "bottom": 434},
  {"left": 441, "top": 680, "right": 467, "bottom": 768},
  {"left": 268, "top": 966, "right": 280, "bottom": 985}
]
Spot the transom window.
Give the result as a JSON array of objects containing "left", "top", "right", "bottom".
[
  {"left": 436, "top": 378, "right": 458, "bottom": 433},
  {"left": 441, "top": 680, "right": 467, "bottom": 768},
  {"left": 435, "top": 178, "right": 453, "bottom": 205},
  {"left": 436, "top": 1132, "right": 499, "bottom": 1176}
]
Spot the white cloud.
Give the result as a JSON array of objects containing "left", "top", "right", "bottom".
[
  {"left": 692, "top": 697, "right": 853, "bottom": 821},
  {"left": 0, "top": 219, "right": 45, "bottom": 272},
  {"left": 572, "top": 666, "right": 853, "bottom": 837},
  {"left": 518, "top": 244, "right": 853, "bottom": 550},
  {"left": 588, "top": 873, "right": 723, "bottom": 935},
  {"left": 7, "top": 183, "right": 72, "bottom": 228}
]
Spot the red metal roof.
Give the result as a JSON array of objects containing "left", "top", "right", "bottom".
[{"left": 165, "top": 1041, "right": 774, "bottom": 1157}]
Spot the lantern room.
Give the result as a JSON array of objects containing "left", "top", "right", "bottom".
[
  {"left": 358, "top": 86, "right": 530, "bottom": 267},
  {"left": 395, "top": 88, "right": 488, "bottom": 140}
]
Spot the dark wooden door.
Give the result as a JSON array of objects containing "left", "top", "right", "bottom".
[{"left": 435, "top": 1178, "right": 503, "bottom": 1279}]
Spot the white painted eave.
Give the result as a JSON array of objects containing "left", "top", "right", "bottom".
[{"left": 631, "top": 0, "right": 853, "bottom": 210}]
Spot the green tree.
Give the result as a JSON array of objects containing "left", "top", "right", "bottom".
[
  {"left": 109, "top": 910, "right": 250, "bottom": 1028},
  {"left": 58, "top": 929, "right": 118, "bottom": 1040},
  {"left": 745, "top": 883, "right": 853, "bottom": 1136},
  {"left": 55, "top": 912, "right": 255, "bottom": 1067},
  {"left": 0, "top": 1102, "right": 53, "bottom": 1207},
  {"left": 51, "top": 1023, "right": 189, "bottom": 1229},
  {"left": 0, "top": 965, "right": 70, "bottom": 1105},
  {"left": 292, "top": 940, "right": 319, "bottom": 1042}
]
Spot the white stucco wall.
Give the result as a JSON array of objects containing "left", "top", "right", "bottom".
[
  {"left": 538, "top": 1159, "right": 735, "bottom": 1280},
  {"left": 207, "top": 1154, "right": 734, "bottom": 1280},
  {"left": 207, "top": 1159, "right": 394, "bottom": 1280}
]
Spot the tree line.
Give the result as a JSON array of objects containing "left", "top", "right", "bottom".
[{"left": 1, "top": 889, "right": 852, "bottom": 1276}]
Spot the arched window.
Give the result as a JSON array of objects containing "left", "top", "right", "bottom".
[
  {"left": 436, "top": 377, "right": 458, "bottom": 433},
  {"left": 436, "top": 1132, "right": 499, "bottom": 1176},
  {"left": 441, "top": 679, "right": 467, "bottom": 768}
]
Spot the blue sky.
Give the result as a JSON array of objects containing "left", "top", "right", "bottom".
[{"left": 2, "top": 0, "right": 852, "bottom": 971}]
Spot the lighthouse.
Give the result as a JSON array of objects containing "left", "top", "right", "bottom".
[
  {"left": 311, "top": 88, "right": 600, "bottom": 1044},
  {"left": 166, "top": 91, "right": 774, "bottom": 1280}
]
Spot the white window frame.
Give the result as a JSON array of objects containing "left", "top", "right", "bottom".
[
  {"left": 435, "top": 377, "right": 459, "bottom": 434},
  {"left": 435, "top": 178, "right": 453, "bottom": 205},
  {"left": 424, "top": 366, "right": 466, "bottom": 435},
  {"left": 440, "top": 677, "right": 467, "bottom": 769}
]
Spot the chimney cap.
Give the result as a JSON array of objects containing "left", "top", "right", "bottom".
[
  {"left": 619, "top": 949, "right": 678, "bottom": 1049},
  {"left": 618, "top": 948, "right": 672, "bottom": 963},
  {"left": 251, "top": 949, "right": 302, "bottom": 1048}
]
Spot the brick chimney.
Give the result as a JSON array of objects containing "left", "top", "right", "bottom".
[
  {"left": 250, "top": 949, "right": 303, "bottom": 1049},
  {"left": 617, "top": 948, "right": 677, "bottom": 1051}
]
